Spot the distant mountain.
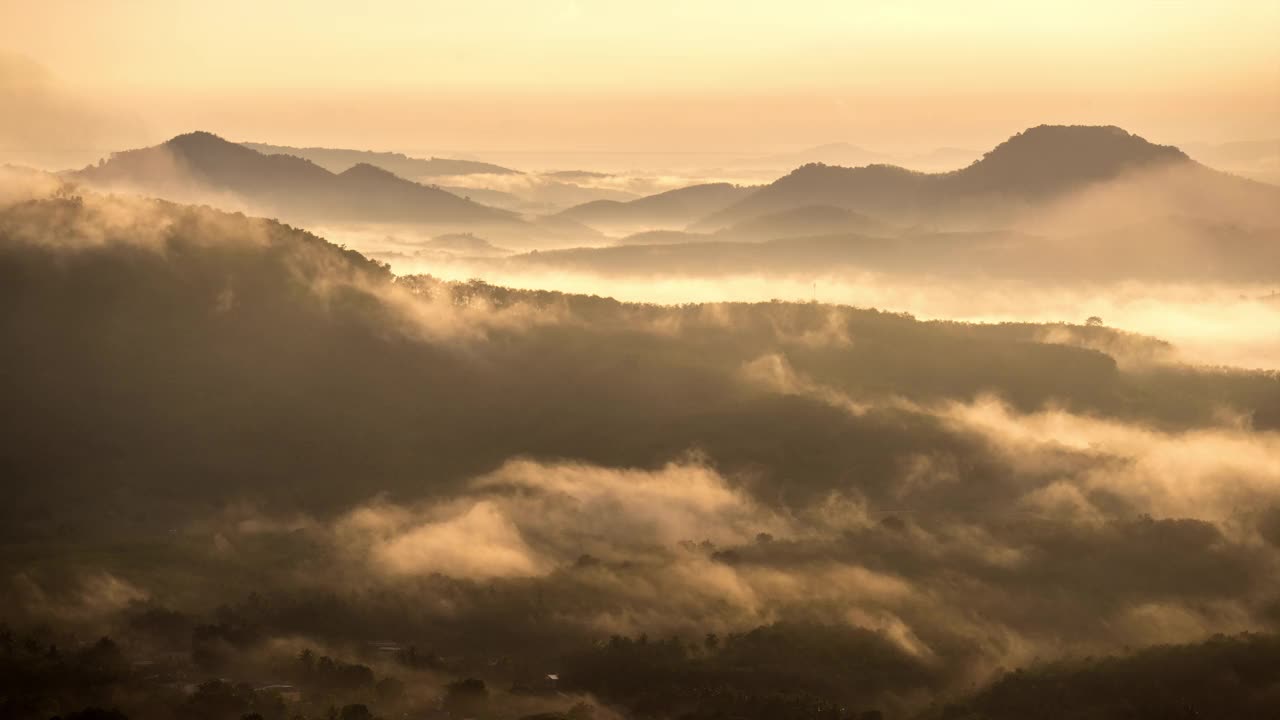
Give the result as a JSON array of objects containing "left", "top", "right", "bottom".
[
  {"left": 508, "top": 231, "right": 1019, "bottom": 277},
  {"left": 614, "top": 230, "right": 711, "bottom": 246},
  {"left": 609, "top": 206, "right": 890, "bottom": 248},
  {"left": 693, "top": 165, "right": 928, "bottom": 230},
  {"left": 958, "top": 124, "right": 1188, "bottom": 194},
  {"left": 557, "top": 182, "right": 756, "bottom": 230},
  {"left": 717, "top": 205, "right": 890, "bottom": 241},
  {"left": 545, "top": 170, "right": 614, "bottom": 180},
  {"left": 733, "top": 142, "right": 889, "bottom": 170},
  {"left": 519, "top": 214, "right": 609, "bottom": 249},
  {"left": 505, "top": 216, "right": 1280, "bottom": 284},
  {"left": 71, "top": 132, "right": 516, "bottom": 224},
  {"left": 438, "top": 184, "right": 525, "bottom": 210},
  {"left": 613, "top": 206, "right": 889, "bottom": 245},
  {"left": 941, "top": 633, "right": 1280, "bottom": 720},
  {"left": 696, "top": 125, "right": 1232, "bottom": 230},
  {"left": 730, "top": 143, "right": 980, "bottom": 173},
  {"left": 512, "top": 177, "right": 640, "bottom": 214},
  {"left": 243, "top": 142, "right": 521, "bottom": 177},
  {"left": 421, "top": 232, "right": 511, "bottom": 257}
]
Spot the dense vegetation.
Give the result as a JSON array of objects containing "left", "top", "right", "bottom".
[{"left": 3, "top": 188, "right": 1279, "bottom": 719}]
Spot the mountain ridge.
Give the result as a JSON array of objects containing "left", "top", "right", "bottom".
[
  {"left": 556, "top": 181, "right": 756, "bottom": 229},
  {"left": 695, "top": 125, "right": 1216, "bottom": 229},
  {"left": 242, "top": 141, "right": 522, "bottom": 177},
  {"left": 71, "top": 131, "right": 518, "bottom": 225}
]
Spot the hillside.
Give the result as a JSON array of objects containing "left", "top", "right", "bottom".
[
  {"left": 696, "top": 125, "right": 1273, "bottom": 229},
  {"left": 243, "top": 142, "right": 521, "bottom": 177},
  {"left": 930, "top": 633, "right": 1280, "bottom": 720},
  {"left": 735, "top": 142, "right": 890, "bottom": 169},
  {"left": 717, "top": 204, "right": 891, "bottom": 241},
  {"left": 4, "top": 183, "right": 1280, "bottom": 720},
  {"left": 71, "top": 131, "right": 517, "bottom": 224},
  {"left": 505, "top": 218, "right": 1280, "bottom": 283},
  {"left": 557, "top": 182, "right": 755, "bottom": 230},
  {"left": 3, "top": 185, "right": 1272, "bottom": 537}
]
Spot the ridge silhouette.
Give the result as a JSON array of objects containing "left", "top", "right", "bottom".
[{"left": 72, "top": 131, "right": 517, "bottom": 224}]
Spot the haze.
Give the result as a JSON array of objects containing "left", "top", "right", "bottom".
[
  {"left": 3, "top": 0, "right": 1279, "bottom": 165},
  {"left": 3, "top": 3, "right": 1280, "bottom": 720}
]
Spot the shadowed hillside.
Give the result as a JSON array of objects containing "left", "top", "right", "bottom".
[
  {"left": 3, "top": 184, "right": 1280, "bottom": 720},
  {"left": 929, "top": 633, "right": 1280, "bottom": 720},
  {"left": 3, "top": 186, "right": 1276, "bottom": 529},
  {"left": 70, "top": 132, "right": 517, "bottom": 224},
  {"left": 503, "top": 220, "right": 1280, "bottom": 283},
  {"left": 242, "top": 141, "right": 522, "bottom": 177},
  {"left": 557, "top": 182, "right": 756, "bottom": 230},
  {"left": 6, "top": 0, "right": 1280, "bottom": 717},
  {"left": 719, "top": 204, "right": 891, "bottom": 241},
  {"left": 958, "top": 124, "right": 1187, "bottom": 195},
  {"left": 696, "top": 125, "right": 1275, "bottom": 229}
]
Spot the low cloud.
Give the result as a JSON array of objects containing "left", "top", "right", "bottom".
[{"left": 338, "top": 459, "right": 789, "bottom": 583}]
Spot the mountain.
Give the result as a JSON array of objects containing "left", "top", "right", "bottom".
[
  {"left": 695, "top": 125, "right": 1252, "bottom": 230},
  {"left": 438, "top": 184, "right": 525, "bottom": 210},
  {"left": 932, "top": 633, "right": 1280, "bottom": 720},
  {"left": 693, "top": 164, "right": 929, "bottom": 230},
  {"left": 3, "top": 184, "right": 1266, "bottom": 536},
  {"left": 71, "top": 131, "right": 516, "bottom": 224},
  {"left": 556, "top": 182, "right": 756, "bottom": 230},
  {"left": 507, "top": 231, "right": 1019, "bottom": 277},
  {"left": 730, "top": 143, "right": 980, "bottom": 173},
  {"left": 511, "top": 176, "right": 640, "bottom": 214},
  {"left": 612, "top": 206, "right": 891, "bottom": 245},
  {"left": 957, "top": 124, "right": 1188, "bottom": 194},
  {"left": 504, "top": 217, "right": 1280, "bottom": 283},
  {"left": 421, "top": 232, "right": 511, "bottom": 256},
  {"left": 6, "top": 181, "right": 1280, "bottom": 720},
  {"left": 614, "top": 229, "right": 711, "bottom": 246},
  {"left": 242, "top": 142, "right": 521, "bottom": 177},
  {"left": 717, "top": 204, "right": 890, "bottom": 241},
  {"left": 733, "top": 142, "right": 889, "bottom": 170},
  {"left": 545, "top": 169, "right": 614, "bottom": 180}
]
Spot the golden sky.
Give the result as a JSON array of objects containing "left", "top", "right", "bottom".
[{"left": 2, "top": 0, "right": 1277, "bottom": 160}]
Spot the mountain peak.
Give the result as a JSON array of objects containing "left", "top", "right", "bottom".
[
  {"left": 781, "top": 162, "right": 922, "bottom": 185},
  {"left": 961, "top": 125, "right": 1190, "bottom": 194},
  {"left": 163, "top": 131, "right": 239, "bottom": 151},
  {"left": 987, "top": 124, "right": 1187, "bottom": 160},
  {"left": 158, "top": 131, "right": 265, "bottom": 167},
  {"left": 72, "top": 133, "right": 515, "bottom": 224},
  {"left": 166, "top": 130, "right": 225, "bottom": 142},
  {"left": 339, "top": 162, "right": 398, "bottom": 180}
]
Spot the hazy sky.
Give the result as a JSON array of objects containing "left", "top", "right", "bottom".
[{"left": 2, "top": 0, "right": 1278, "bottom": 162}]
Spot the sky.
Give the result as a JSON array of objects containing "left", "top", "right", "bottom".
[{"left": 1, "top": 0, "right": 1278, "bottom": 164}]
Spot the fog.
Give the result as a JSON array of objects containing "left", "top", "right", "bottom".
[
  {"left": 4, "top": 79, "right": 1280, "bottom": 720},
  {"left": 361, "top": 260, "right": 1280, "bottom": 370}
]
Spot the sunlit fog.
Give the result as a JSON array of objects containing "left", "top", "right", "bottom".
[{"left": 2, "top": 3, "right": 1279, "bottom": 720}]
